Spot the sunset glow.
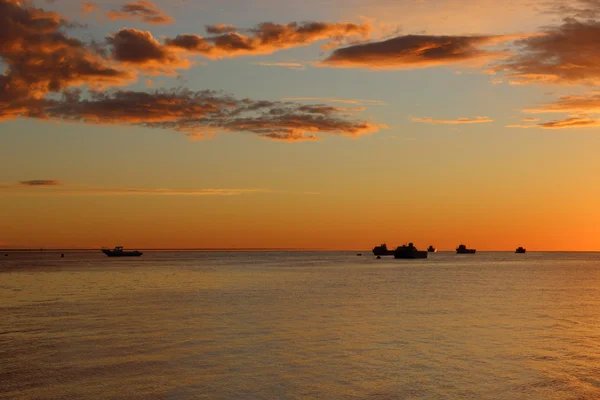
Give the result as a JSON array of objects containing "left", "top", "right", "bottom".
[{"left": 2, "top": 0, "right": 600, "bottom": 250}]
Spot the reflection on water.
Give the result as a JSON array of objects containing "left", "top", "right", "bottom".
[{"left": 1, "top": 252, "right": 600, "bottom": 399}]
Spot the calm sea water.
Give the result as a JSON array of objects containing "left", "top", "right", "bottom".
[{"left": 1, "top": 251, "right": 600, "bottom": 399}]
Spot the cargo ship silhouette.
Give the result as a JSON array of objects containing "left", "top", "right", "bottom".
[{"left": 456, "top": 244, "right": 476, "bottom": 254}]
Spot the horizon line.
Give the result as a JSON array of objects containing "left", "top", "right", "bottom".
[{"left": 1, "top": 248, "right": 599, "bottom": 253}]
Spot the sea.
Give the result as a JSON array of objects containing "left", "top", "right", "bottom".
[{"left": 1, "top": 251, "right": 600, "bottom": 399}]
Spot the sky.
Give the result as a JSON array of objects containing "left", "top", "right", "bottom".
[{"left": 2, "top": 0, "right": 600, "bottom": 250}]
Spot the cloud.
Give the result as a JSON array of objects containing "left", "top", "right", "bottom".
[
  {"left": 107, "top": 28, "right": 192, "bottom": 74},
  {"left": 19, "top": 180, "right": 62, "bottom": 186},
  {"left": 0, "top": 0, "right": 133, "bottom": 120},
  {"left": 281, "top": 97, "right": 387, "bottom": 106},
  {"left": 411, "top": 116, "right": 494, "bottom": 124},
  {"left": 165, "top": 21, "right": 370, "bottom": 58},
  {"left": 497, "top": 19, "right": 600, "bottom": 85},
  {"left": 205, "top": 24, "right": 238, "bottom": 34},
  {"left": 107, "top": 1, "right": 173, "bottom": 25},
  {"left": 505, "top": 123, "right": 540, "bottom": 129},
  {"left": 1, "top": 183, "right": 321, "bottom": 196},
  {"left": 542, "top": 0, "right": 600, "bottom": 19},
  {"left": 539, "top": 117, "right": 600, "bottom": 129},
  {"left": 1, "top": 183, "right": 265, "bottom": 196},
  {"left": 319, "top": 34, "right": 522, "bottom": 70},
  {"left": 81, "top": 1, "right": 97, "bottom": 14},
  {"left": 252, "top": 62, "right": 306, "bottom": 70},
  {"left": 40, "top": 88, "right": 384, "bottom": 142},
  {"left": 523, "top": 93, "right": 600, "bottom": 114},
  {"left": 0, "top": 1, "right": 384, "bottom": 143},
  {"left": 523, "top": 117, "right": 540, "bottom": 122}
]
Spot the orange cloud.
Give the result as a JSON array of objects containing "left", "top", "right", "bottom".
[
  {"left": 498, "top": 19, "right": 600, "bottom": 86},
  {"left": 107, "top": 28, "right": 192, "bottom": 74},
  {"left": 411, "top": 116, "right": 494, "bottom": 124},
  {"left": 0, "top": 0, "right": 133, "bottom": 120},
  {"left": 320, "top": 34, "right": 520, "bottom": 70},
  {"left": 81, "top": 1, "right": 97, "bottom": 14},
  {"left": 539, "top": 117, "right": 600, "bottom": 129},
  {"left": 523, "top": 93, "right": 600, "bottom": 114},
  {"left": 107, "top": 1, "right": 173, "bottom": 25},
  {"left": 165, "top": 21, "right": 370, "bottom": 58}
]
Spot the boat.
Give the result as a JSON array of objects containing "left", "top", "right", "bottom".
[
  {"left": 101, "top": 246, "right": 143, "bottom": 257},
  {"left": 515, "top": 246, "right": 526, "bottom": 254},
  {"left": 456, "top": 244, "right": 476, "bottom": 254},
  {"left": 372, "top": 244, "right": 395, "bottom": 256},
  {"left": 394, "top": 243, "right": 428, "bottom": 259},
  {"left": 427, "top": 245, "right": 437, "bottom": 253}
]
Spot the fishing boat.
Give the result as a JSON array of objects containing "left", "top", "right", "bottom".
[
  {"left": 456, "top": 244, "right": 476, "bottom": 254},
  {"left": 427, "top": 245, "right": 437, "bottom": 253},
  {"left": 515, "top": 246, "right": 526, "bottom": 254},
  {"left": 101, "top": 246, "right": 143, "bottom": 257}
]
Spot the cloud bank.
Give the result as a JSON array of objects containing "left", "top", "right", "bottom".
[{"left": 165, "top": 22, "right": 370, "bottom": 58}]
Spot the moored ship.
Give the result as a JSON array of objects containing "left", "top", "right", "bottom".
[
  {"left": 101, "top": 246, "right": 143, "bottom": 257},
  {"left": 515, "top": 246, "right": 526, "bottom": 254},
  {"left": 456, "top": 244, "right": 476, "bottom": 254},
  {"left": 372, "top": 244, "right": 395, "bottom": 256},
  {"left": 427, "top": 245, "right": 437, "bottom": 253},
  {"left": 394, "top": 243, "right": 428, "bottom": 259}
]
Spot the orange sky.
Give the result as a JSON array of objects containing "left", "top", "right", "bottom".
[{"left": 2, "top": 0, "right": 600, "bottom": 250}]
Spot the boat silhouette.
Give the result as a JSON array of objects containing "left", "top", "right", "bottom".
[
  {"left": 101, "top": 246, "right": 143, "bottom": 257},
  {"left": 427, "top": 245, "right": 437, "bottom": 253},
  {"left": 394, "top": 243, "right": 428, "bottom": 259},
  {"left": 515, "top": 246, "right": 526, "bottom": 254},
  {"left": 372, "top": 244, "right": 395, "bottom": 256},
  {"left": 456, "top": 244, "right": 476, "bottom": 254}
]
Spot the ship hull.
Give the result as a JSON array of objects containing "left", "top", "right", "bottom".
[
  {"left": 456, "top": 249, "right": 476, "bottom": 254},
  {"left": 394, "top": 251, "right": 428, "bottom": 259},
  {"left": 373, "top": 250, "right": 395, "bottom": 256},
  {"left": 102, "top": 249, "right": 143, "bottom": 257}
]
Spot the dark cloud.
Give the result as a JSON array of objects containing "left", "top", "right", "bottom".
[
  {"left": 107, "top": 1, "right": 173, "bottom": 25},
  {"left": 497, "top": 19, "right": 600, "bottom": 85},
  {"left": 165, "top": 21, "right": 370, "bottom": 58},
  {"left": 0, "top": 0, "right": 133, "bottom": 120},
  {"left": 107, "top": 28, "right": 191, "bottom": 74},
  {"left": 19, "top": 180, "right": 61, "bottom": 186},
  {"left": 320, "top": 34, "right": 520, "bottom": 69},
  {"left": 43, "top": 89, "right": 383, "bottom": 141},
  {"left": 205, "top": 24, "right": 238, "bottom": 34}
]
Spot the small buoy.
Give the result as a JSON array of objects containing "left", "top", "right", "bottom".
[
  {"left": 376, "top": 256, "right": 381, "bottom": 259},
  {"left": 4, "top": 254, "right": 7, "bottom": 257},
  {"left": 357, "top": 253, "right": 362, "bottom": 256},
  {"left": 61, "top": 253, "right": 64, "bottom": 258}
]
